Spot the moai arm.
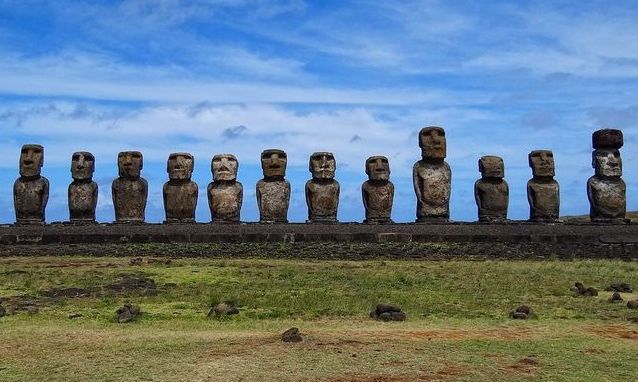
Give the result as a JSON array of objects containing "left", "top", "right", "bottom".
[
  {"left": 255, "top": 182, "right": 262, "bottom": 215},
  {"left": 361, "top": 183, "right": 369, "bottom": 212},
  {"left": 91, "top": 182, "right": 99, "bottom": 212},
  {"left": 238, "top": 182, "right": 244, "bottom": 213},
  {"left": 305, "top": 180, "right": 312, "bottom": 215},
  {"left": 41, "top": 178, "right": 50, "bottom": 217},
  {"left": 474, "top": 180, "right": 481, "bottom": 211},
  {"left": 412, "top": 163, "right": 423, "bottom": 205}
]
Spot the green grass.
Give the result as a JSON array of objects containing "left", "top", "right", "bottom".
[{"left": 1, "top": 256, "right": 638, "bottom": 381}]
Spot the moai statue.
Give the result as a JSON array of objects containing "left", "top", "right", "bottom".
[
  {"left": 362, "top": 156, "right": 394, "bottom": 224},
  {"left": 305, "top": 152, "right": 340, "bottom": 223},
  {"left": 163, "top": 153, "right": 198, "bottom": 223},
  {"left": 68, "top": 151, "right": 98, "bottom": 223},
  {"left": 112, "top": 151, "right": 148, "bottom": 223},
  {"left": 474, "top": 155, "right": 508, "bottom": 222},
  {"left": 14, "top": 144, "right": 49, "bottom": 224},
  {"left": 256, "top": 149, "right": 290, "bottom": 223},
  {"left": 413, "top": 126, "right": 451, "bottom": 223},
  {"left": 588, "top": 129, "right": 626, "bottom": 223},
  {"left": 527, "top": 150, "right": 559, "bottom": 222},
  {"left": 207, "top": 154, "right": 243, "bottom": 223}
]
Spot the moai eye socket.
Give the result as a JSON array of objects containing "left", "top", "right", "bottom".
[
  {"left": 228, "top": 157, "right": 237, "bottom": 163},
  {"left": 72, "top": 154, "right": 81, "bottom": 161},
  {"left": 381, "top": 158, "right": 389, "bottom": 164},
  {"left": 33, "top": 148, "right": 42, "bottom": 154},
  {"left": 131, "top": 153, "right": 141, "bottom": 159},
  {"left": 279, "top": 152, "right": 287, "bottom": 159},
  {"left": 261, "top": 152, "right": 270, "bottom": 160},
  {"left": 213, "top": 157, "right": 221, "bottom": 163}
]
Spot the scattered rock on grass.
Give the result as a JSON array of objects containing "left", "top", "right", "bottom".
[
  {"left": 627, "top": 300, "right": 638, "bottom": 309},
  {"left": 609, "top": 292, "right": 623, "bottom": 303},
  {"left": 606, "top": 283, "right": 633, "bottom": 293},
  {"left": 115, "top": 304, "right": 141, "bottom": 323},
  {"left": 207, "top": 301, "right": 239, "bottom": 317},
  {"left": 68, "top": 313, "right": 83, "bottom": 319},
  {"left": 0, "top": 302, "right": 5, "bottom": 317},
  {"left": 370, "top": 303, "right": 406, "bottom": 321},
  {"left": 282, "top": 327, "right": 302, "bottom": 343},
  {"left": 572, "top": 282, "right": 598, "bottom": 296},
  {"left": 510, "top": 305, "right": 534, "bottom": 319}
]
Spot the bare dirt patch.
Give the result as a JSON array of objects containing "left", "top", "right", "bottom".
[
  {"left": 104, "top": 274, "right": 157, "bottom": 295},
  {"left": 355, "top": 327, "right": 534, "bottom": 342},
  {"left": 589, "top": 325, "right": 638, "bottom": 340},
  {"left": 504, "top": 357, "right": 539, "bottom": 375}
]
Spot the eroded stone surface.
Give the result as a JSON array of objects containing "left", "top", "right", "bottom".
[
  {"left": 475, "top": 156, "right": 508, "bottom": 222},
  {"left": 68, "top": 151, "right": 98, "bottom": 223},
  {"left": 362, "top": 156, "right": 394, "bottom": 224},
  {"left": 588, "top": 129, "right": 626, "bottom": 223},
  {"left": 112, "top": 151, "right": 148, "bottom": 223},
  {"left": 163, "top": 153, "right": 198, "bottom": 223},
  {"left": 14, "top": 144, "right": 49, "bottom": 224},
  {"left": 527, "top": 150, "right": 559, "bottom": 222},
  {"left": 257, "top": 149, "right": 290, "bottom": 223},
  {"left": 208, "top": 154, "right": 242, "bottom": 223},
  {"left": 306, "top": 152, "right": 339, "bottom": 223},
  {"left": 413, "top": 127, "right": 451, "bottom": 223}
]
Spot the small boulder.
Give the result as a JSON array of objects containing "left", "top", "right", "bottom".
[
  {"left": 606, "top": 283, "right": 633, "bottom": 293},
  {"left": 0, "top": 303, "right": 5, "bottom": 318},
  {"left": 207, "top": 301, "right": 239, "bottom": 317},
  {"left": 390, "top": 311, "right": 407, "bottom": 321},
  {"left": 282, "top": 327, "right": 302, "bottom": 343},
  {"left": 573, "top": 282, "right": 597, "bottom": 296},
  {"left": 510, "top": 305, "right": 533, "bottom": 319},
  {"left": 68, "top": 313, "right": 83, "bottom": 319},
  {"left": 609, "top": 292, "right": 623, "bottom": 303},
  {"left": 510, "top": 311, "right": 528, "bottom": 319},
  {"left": 378, "top": 312, "right": 393, "bottom": 322},
  {"left": 115, "top": 304, "right": 141, "bottom": 323},
  {"left": 574, "top": 282, "right": 587, "bottom": 294},
  {"left": 584, "top": 287, "right": 598, "bottom": 296},
  {"left": 627, "top": 300, "right": 638, "bottom": 309},
  {"left": 375, "top": 303, "right": 402, "bottom": 315},
  {"left": 370, "top": 303, "right": 406, "bottom": 321}
]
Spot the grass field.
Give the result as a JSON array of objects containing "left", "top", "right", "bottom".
[{"left": 1, "top": 256, "right": 638, "bottom": 381}]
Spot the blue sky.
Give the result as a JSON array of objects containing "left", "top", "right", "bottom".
[{"left": 1, "top": 0, "right": 637, "bottom": 223}]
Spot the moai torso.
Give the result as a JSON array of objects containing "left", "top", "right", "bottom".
[
  {"left": 163, "top": 153, "right": 198, "bottom": 223},
  {"left": 588, "top": 129, "right": 626, "bottom": 222},
  {"left": 69, "top": 152, "right": 98, "bottom": 223},
  {"left": 413, "top": 126, "right": 451, "bottom": 222},
  {"left": 306, "top": 152, "right": 339, "bottom": 223},
  {"left": 112, "top": 151, "right": 147, "bottom": 223},
  {"left": 257, "top": 149, "right": 290, "bottom": 223},
  {"left": 208, "top": 154, "right": 242, "bottom": 223},
  {"left": 14, "top": 144, "right": 48, "bottom": 224},
  {"left": 362, "top": 156, "right": 394, "bottom": 223},
  {"left": 527, "top": 150, "right": 559, "bottom": 222},
  {"left": 475, "top": 156, "right": 508, "bottom": 222}
]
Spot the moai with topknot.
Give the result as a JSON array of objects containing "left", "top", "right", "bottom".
[
  {"left": 68, "top": 151, "right": 98, "bottom": 223},
  {"left": 305, "top": 152, "right": 340, "bottom": 223},
  {"left": 112, "top": 151, "right": 148, "bottom": 223},
  {"left": 256, "top": 149, "right": 291, "bottom": 223},
  {"left": 362, "top": 156, "right": 394, "bottom": 224},
  {"left": 14, "top": 144, "right": 49, "bottom": 224},
  {"left": 207, "top": 154, "right": 243, "bottom": 223},
  {"left": 527, "top": 150, "right": 559, "bottom": 222},
  {"left": 475, "top": 155, "right": 508, "bottom": 222},
  {"left": 413, "top": 126, "right": 451, "bottom": 222},
  {"left": 163, "top": 153, "right": 198, "bottom": 223},
  {"left": 588, "top": 129, "right": 626, "bottom": 223}
]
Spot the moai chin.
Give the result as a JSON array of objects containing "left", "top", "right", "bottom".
[
  {"left": 256, "top": 149, "right": 290, "bottom": 223},
  {"left": 163, "top": 152, "right": 198, "bottom": 223},
  {"left": 362, "top": 156, "right": 394, "bottom": 224},
  {"left": 474, "top": 155, "right": 508, "bottom": 222},
  {"left": 207, "top": 154, "right": 243, "bottom": 223},
  {"left": 305, "top": 152, "right": 340, "bottom": 223},
  {"left": 68, "top": 151, "right": 98, "bottom": 223},
  {"left": 527, "top": 150, "right": 559, "bottom": 222},
  {"left": 112, "top": 151, "right": 148, "bottom": 223},
  {"left": 14, "top": 144, "right": 49, "bottom": 224},
  {"left": 588, "top": 129, "right": 626, "bottom": 223},
  {"left": 413, "top": 126, "right": 451, "bottom": 223}
]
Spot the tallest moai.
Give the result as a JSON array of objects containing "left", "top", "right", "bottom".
[
  {"left": 588, "top": 129, "right": 626, "bottom": 223},
  {"left": 413, "top": 126, "right": 452, "bottom": 222}
]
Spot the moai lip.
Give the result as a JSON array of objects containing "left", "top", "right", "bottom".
[
  {"left": 475, "top": 155, "right": 508, "bottom": 223},
  {"left": 363, "top": 156, "right": 394, "bottom": 224},
  {"left": 306, "top": 152, "right": 339, "bottom": 223},
  {"left": 527, "top": 150, "right": 559, "bottom": 222},
  {"left": 69, "top": 151, "right": 98, "bottom": 224},
  {"left": 588, "top": 129, "right": 626, "bottom": 223},
  {"left": 163, "top": 152, "right": 198, "bottom": 223},
  {"left": 14, "top": 144, "right": 48, "bottom": 225},
  {"left": 208, "top": 154, "right": 243, "bottom": 223},
  {"left": 413, "top": 126, "right": 451, "bottom": 223},
  {"left": 257, "top": 149, "right": 290, "bottom": 223},
  {"left": 112, "top": 151, "right": 148, "bottom": 223}
]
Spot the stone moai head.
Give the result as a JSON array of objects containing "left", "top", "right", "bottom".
[
  {"left": 118, "top": 151, "right": 143, "bottom": 179},
  {"left": 261, "top": 149, "right": 287, "bottom": 178},
  {"left": 212, "top": 154, "right": 238, "bottom": 182},
  {"left": 419, "top": 126, "right": 446, "bottom": 160},
  {"left": 479, "top": 156, "right": 504, "bottom": 179},
  {"left": 309, "top": 152, "right": 336, "bottom": 180},
  {"left": 592, "top": 129, "right": 623, "bottom": 177},
  {"left": 365, "top": 156, "right": 390, "bottom": 181},
  {"left": 19, "top": 144, "right": 44, "bottom": 178},
  {"left": 167, "top": 152, "right": 194, "bottom": 181},
  {"left": 529, "top": 150, "right": 555, "bottom": 178},
  {"left": 71, "top": 151, "right": 95, "bottom": 181}
]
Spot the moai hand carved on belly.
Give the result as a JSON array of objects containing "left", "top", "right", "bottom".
[
  {"left": 475, "top": 156, "right": 508, "bottom": 222},
  {"left": 208, "top": 154, "right": 242, "bottom": 223},
  {"left": 14, "top": 144, "right": 49, "bottom": 224},
  {"left": 256, "top": 149, "right": 290, "bottom": 223},
  {"left": 112, "top": 151, "right": 148, "bottom": 223},
  {"left": 362, "top": 156, "right": 394, "bottom": 224},
  {"left": 163, "top": 153, "right": 198, "bottom": 223},
  {"left": 588, "top": 129, "right": 626, "bottom": 223},
  {"left": 413, "top": 126, "right": 451, "bottom": 223},
  {"left": 306, "top": 152, "right": 339, "bottom": 223},
  {"left": 527, "top": 150, "right": 559, "bottom": 222},
  {"left": 68, "top": 151, "right": 98, "bottom": 223}
]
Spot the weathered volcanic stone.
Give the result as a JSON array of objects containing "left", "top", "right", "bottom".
[
  {"left": 370, "top": 303, "right": 406, "bottom": 321},
  {"left": 527, "top": 150, "right": 559, "bottom": 222},
  {"left": 609, "top": 292, "right": 623, "bottom": 302},
  {"left": 306, "top": 152, "right": 339, "bottom": 223},
  {"left": 588, "top": 129, "right": 626, "bottom": 223},
  {"left": 163, "top": 153, "right": 198, "bottom": 223},
  {"left": 112, "top": 151, "right": 148, "bottom": 223},
  {"left": 475, "top": 156, "right": 508, "bottom": 222},
  {"left": 116, "top": 304, "right": 141, "bottom": 323},
  {"left": 606, "top": 283, "right": 633, "bottom": 293},
  {"left": 627, "top": 300, "right": 638, "bottom": 309},
  {"left": 14, "top": 144, "right": 49, "bottom": 224},
  {"left": 256, "top": 149, "right": 290, "bottom": 223},
  {"left": 207, "top": 154, "right": 243, "bottom": 223},
  {"left": 282, "top": 327, "right": 303, "bottom": 342},
  {"left": 0, "top": 303, "right": 5, "bottom": 317},
  {"left": 362, "top": 156, "right": 394, "bottom": 224},
  {"left": 208, "top": 302, "right": 239, "bottom": 317},
  {"left": 510, "top": 305, "right": 533, "bottom": 319},
  {"left": 68, "top": 151, "right": 98, "bottom": 223},
  {"left": 413, "top": 126, "right": 451, "bottom": 223}
]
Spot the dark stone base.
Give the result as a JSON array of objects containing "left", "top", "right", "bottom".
[
  {"left": 364, "top": 218, "right": 393, "bottom": 224},
  {"left": 416, "top": 217, "right": 449, "bottom": 224}
]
